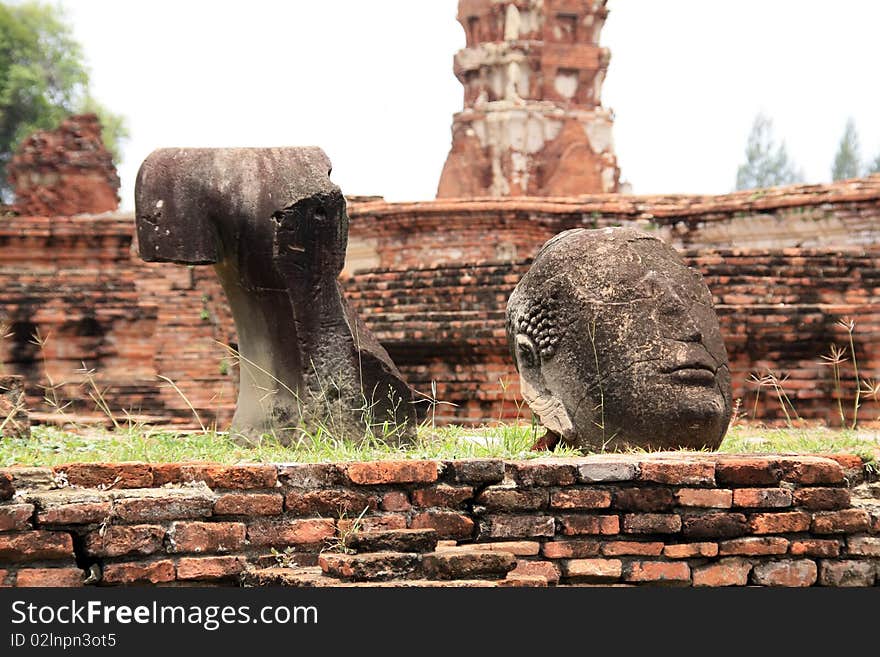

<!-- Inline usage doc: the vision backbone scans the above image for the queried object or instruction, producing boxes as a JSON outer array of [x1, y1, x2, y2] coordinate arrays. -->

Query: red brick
[[506, 460, 577, 487], [176, 556, 248, 581], [682, 512, 748, 539], [102, 560, 175, 585], [624, 561, 691, 584], [733, 488, 792, 508], [482, 514, 554, 538], [719, 536, 789, 556], [337, 515, 407, 533], [181, 465, 277, 489], [37, 502, 112, 525], [847, 536, 880, 556], [15, 568, 83, 587], [818, 560, 875, 587], [57, 462, 152, 489], [749, 511, 811, 534], [674, 488, 732, 508], [715, 458, 782, 486], [0, 569, 7, 586], [476, 487, 547, 510], [790, 539, 840, 557], [562, 558, 623, 581], [779, 457, 844, 485], [285, 489, 377, 516], [85, 525, 165, 557], [663, 542, 719, 559], [751, 560, 817, 587], [214, 493, 283, 516], [0, 531, 73, 561], [622, 513, 681, 534], [151, 463, 185, 486], [612, 488, 674, 512], [550, 489, 612, 510], [345, 461, 439, 485], [412, 512, 475, 539], [113, 494, 213, 522], [411, 485, 474, 508], [247, 518, 336, 547], [559, 514, 619, 536], [602, 541, 664, 556], [169, 521, 245, 554], [380, 491, 411, 512], [638, 460, 715, 486], [0, 504, 33, 531], [473, 541, 541, 556], [541, 539, 600, 559], [0, 473, 12, 500], [811, 509, 871, 534], [509, 560, 560, 584], [820, 454, 864, 471], [693, 558, 751, 587], [792, 488, 851, 510]]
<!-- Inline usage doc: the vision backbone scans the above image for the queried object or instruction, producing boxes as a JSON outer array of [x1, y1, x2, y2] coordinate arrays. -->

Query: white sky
[[58, 0, 880, 209]]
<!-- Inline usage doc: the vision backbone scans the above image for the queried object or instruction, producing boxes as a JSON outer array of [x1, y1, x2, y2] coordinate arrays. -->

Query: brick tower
[[437, 0, 620, 198]]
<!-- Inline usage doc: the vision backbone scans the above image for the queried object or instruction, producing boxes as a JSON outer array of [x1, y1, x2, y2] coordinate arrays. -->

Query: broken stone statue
[[506, 227, 732, 451], [135, 147, 416, 444]]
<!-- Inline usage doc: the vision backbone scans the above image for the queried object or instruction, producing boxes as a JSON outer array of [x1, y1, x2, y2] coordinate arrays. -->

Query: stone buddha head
[[506, 227, 732, 451]]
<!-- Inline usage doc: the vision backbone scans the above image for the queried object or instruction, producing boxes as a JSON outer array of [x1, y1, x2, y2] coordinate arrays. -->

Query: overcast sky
[[59, 0, 880, 209]]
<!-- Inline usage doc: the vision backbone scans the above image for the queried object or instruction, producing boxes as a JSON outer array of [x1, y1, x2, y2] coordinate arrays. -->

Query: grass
[[1, 422, 877, 467]]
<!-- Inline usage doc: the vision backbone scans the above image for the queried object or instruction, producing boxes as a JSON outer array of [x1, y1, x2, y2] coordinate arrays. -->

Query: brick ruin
[[6, 114, 120, 217], [1, 177, 879, 428], [1, 455, 878, 587], [437, 0, 620, 197]]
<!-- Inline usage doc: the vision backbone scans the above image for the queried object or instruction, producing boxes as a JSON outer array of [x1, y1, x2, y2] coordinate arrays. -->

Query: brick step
[[420, 548, 516, 580], [241, 567, 545, 588], [318, 551, 421, 582], [343, 528, 438, 554]]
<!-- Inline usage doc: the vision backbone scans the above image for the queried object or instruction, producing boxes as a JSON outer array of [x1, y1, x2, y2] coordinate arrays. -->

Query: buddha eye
[[515, 334, 540, 370]]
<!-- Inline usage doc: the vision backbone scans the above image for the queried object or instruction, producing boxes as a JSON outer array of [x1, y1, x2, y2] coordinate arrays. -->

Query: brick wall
[[0, 214, 236, 427], [346, 177, 880, 273], [1, 455, 877, 587], [2, 182, 879, 428], [345, 248, 880, 425]]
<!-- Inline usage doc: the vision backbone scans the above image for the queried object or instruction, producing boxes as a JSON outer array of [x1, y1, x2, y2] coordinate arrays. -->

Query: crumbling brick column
[[438, 1, 620, 197], [7, 113, 120, 216]]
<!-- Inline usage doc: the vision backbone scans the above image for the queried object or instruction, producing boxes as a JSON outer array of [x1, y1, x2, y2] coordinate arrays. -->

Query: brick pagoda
[[437, 0, 620, 197]]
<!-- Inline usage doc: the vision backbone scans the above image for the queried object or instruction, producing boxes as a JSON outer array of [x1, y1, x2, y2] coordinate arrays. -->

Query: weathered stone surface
[[817, 560, 875, 587], [0, 504, 33, 532], [693, 558, 751, 587], [343, 529, 438, 554], [751, 560, 817, 587], [421, 549, 516, 580], [561, 558, 623, 582], [0, 375, 29, 439], [135, 147, 416, 443], [85, 525, 166, 557], [319, 551, 420, 582], [444, 459, 505, 484], [506, 228, 731, 451]]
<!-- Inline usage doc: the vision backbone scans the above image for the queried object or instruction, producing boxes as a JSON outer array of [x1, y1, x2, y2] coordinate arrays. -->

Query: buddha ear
[[514, 333, 541, 371]]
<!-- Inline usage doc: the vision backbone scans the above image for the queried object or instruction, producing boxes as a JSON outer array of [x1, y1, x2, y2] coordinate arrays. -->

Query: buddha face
[[507, 227, 732, 451]]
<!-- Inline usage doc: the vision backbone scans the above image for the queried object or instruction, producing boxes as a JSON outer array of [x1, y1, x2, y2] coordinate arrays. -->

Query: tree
[[735, 113, 803, 191], [831, 118, 861, 181], [868, 152, 880, 175], [0, 2, 127, 200]]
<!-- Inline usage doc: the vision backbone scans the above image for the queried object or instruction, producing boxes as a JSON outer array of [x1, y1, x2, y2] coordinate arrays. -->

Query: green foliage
[[735, 113, 803, 191], [0, 1, 127, 199], [831, 118, 862, 181]]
